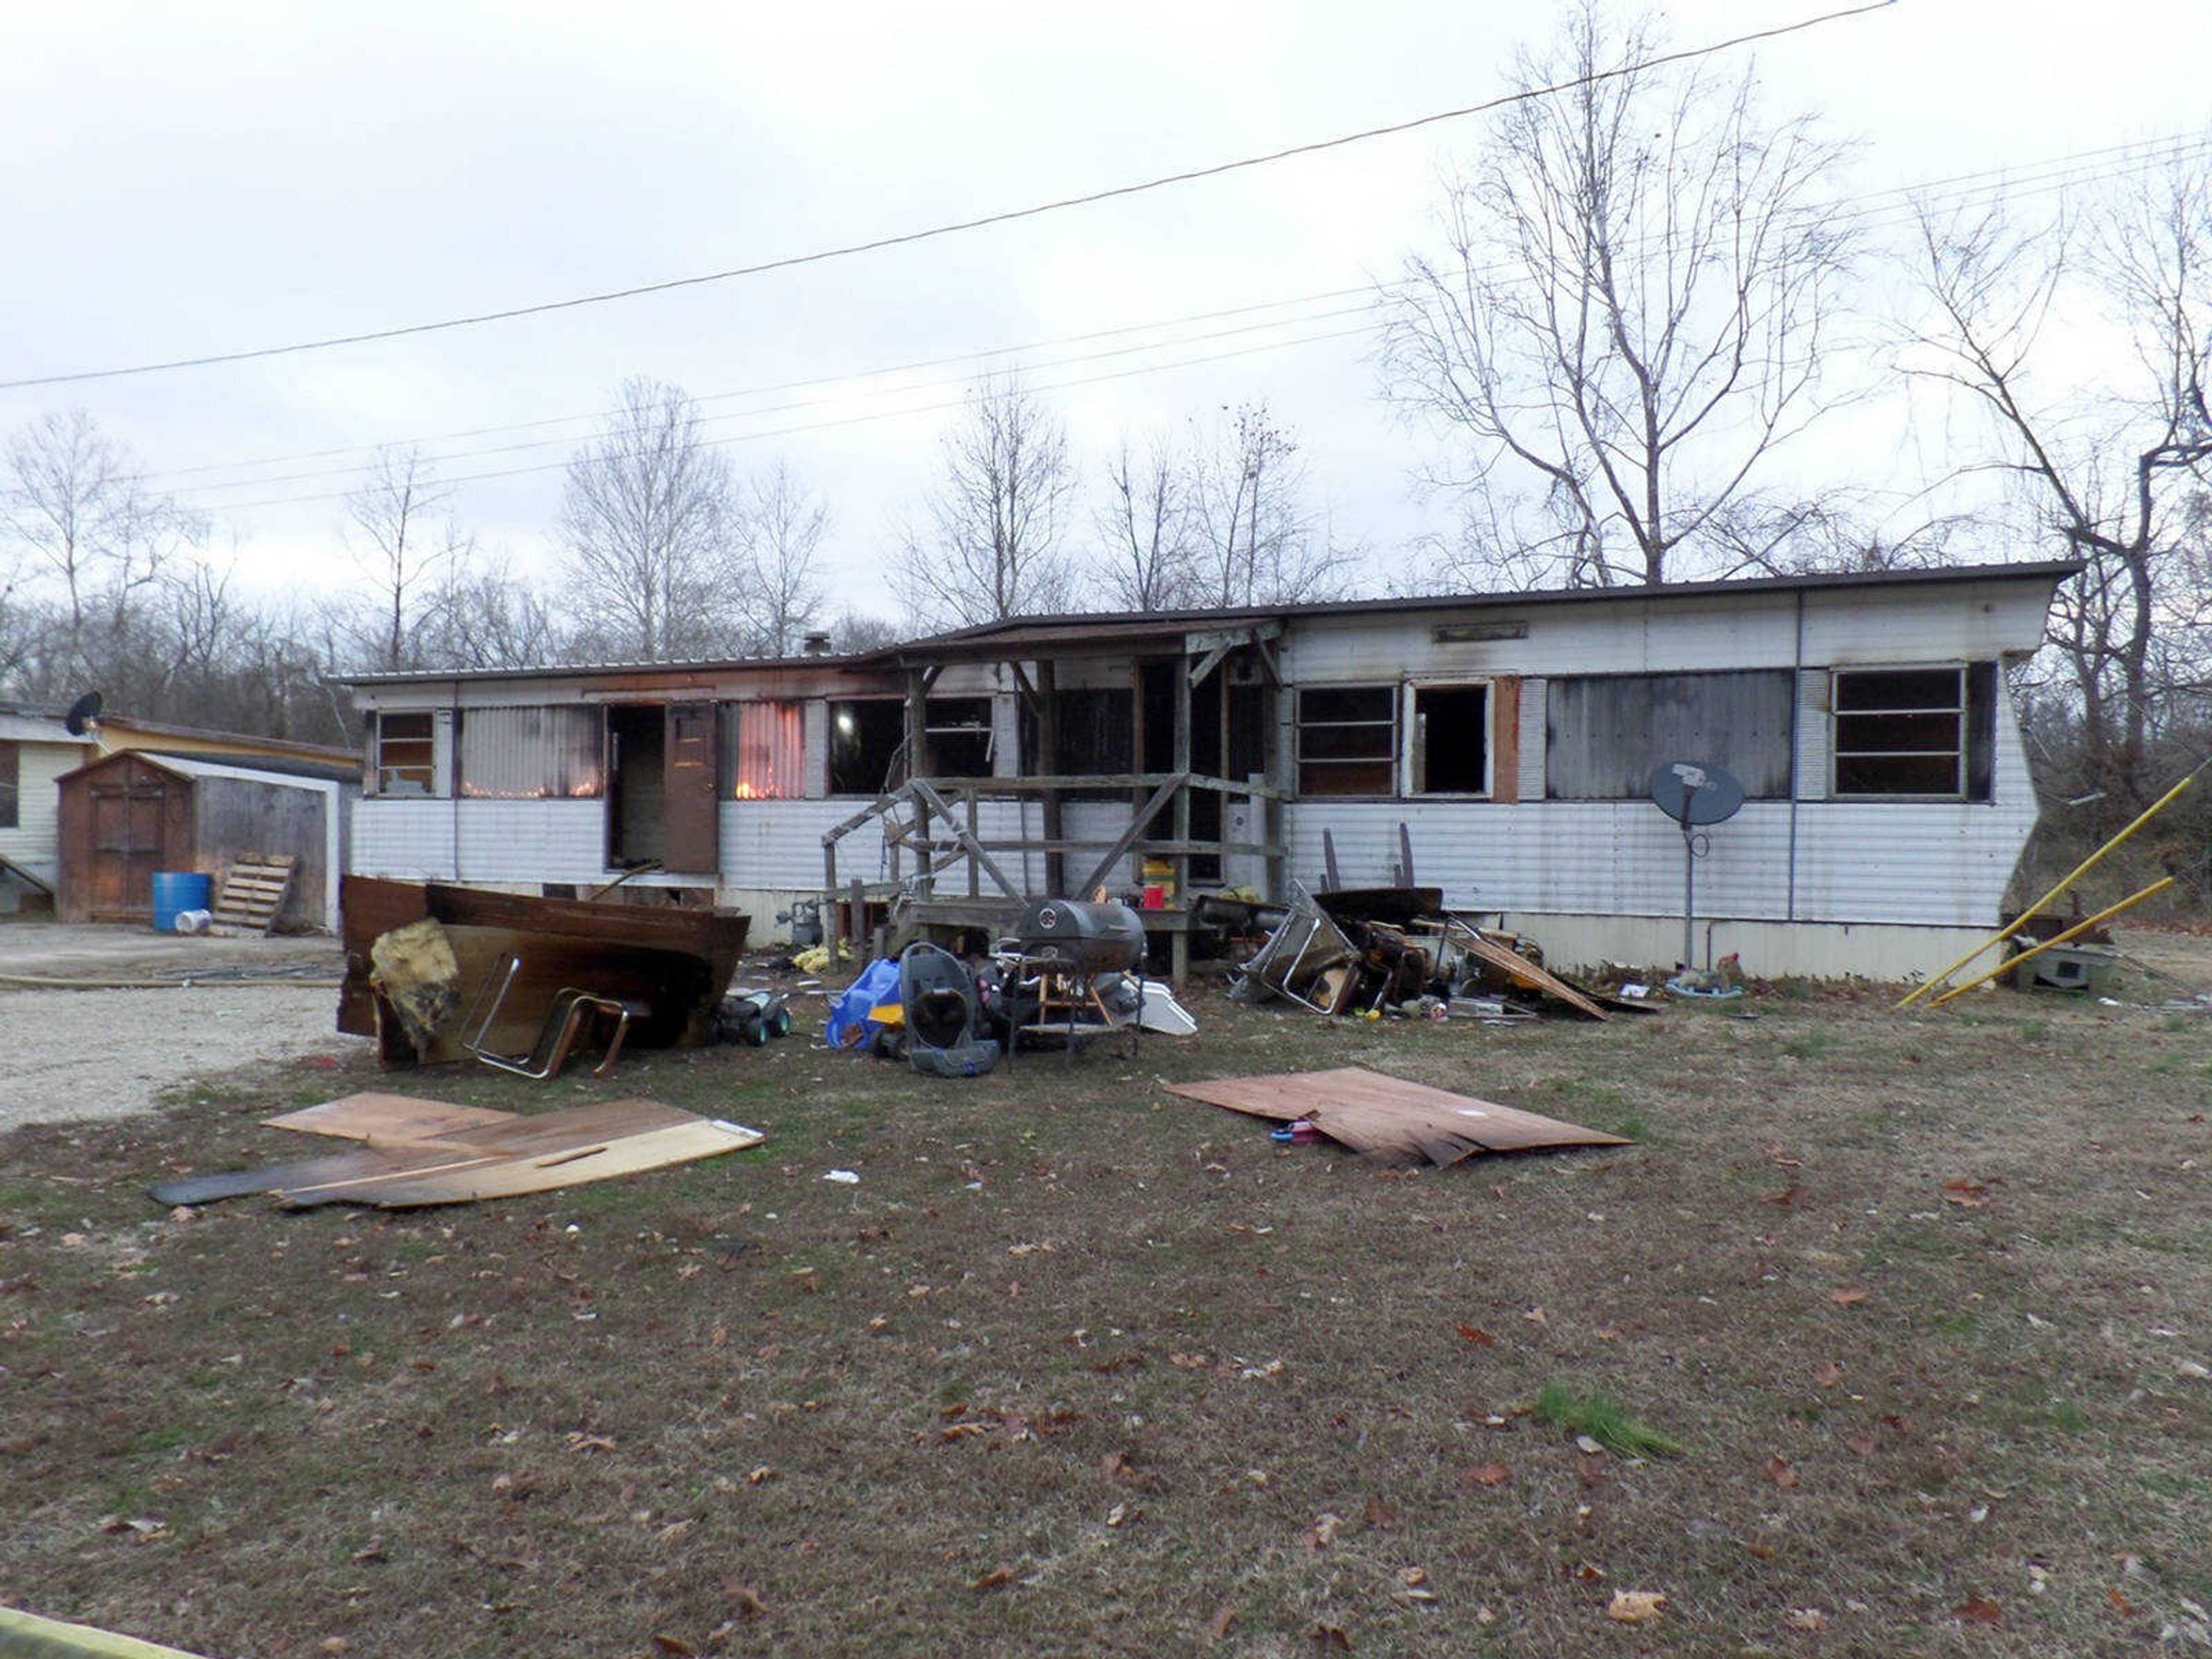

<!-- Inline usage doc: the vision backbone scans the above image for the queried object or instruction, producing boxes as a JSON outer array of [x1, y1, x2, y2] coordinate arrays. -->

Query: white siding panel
[[453, 801, 604, 882], [0, 741, 89, 885], [1800, 582, 2051, 662], [351, 799, 460, 880], [726, 800, 885, 889]]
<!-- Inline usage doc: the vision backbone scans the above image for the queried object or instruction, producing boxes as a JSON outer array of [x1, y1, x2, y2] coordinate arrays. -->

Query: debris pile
[[1232, 888, 1645, 1022]]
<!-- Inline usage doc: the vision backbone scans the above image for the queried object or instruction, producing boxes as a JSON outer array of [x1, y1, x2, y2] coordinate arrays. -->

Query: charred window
[[457, 706, 604, 800], [1546, 671, 1794, 800], [1407, 684, 1489, 796], [374, 711, 436, 796], [828, 699, 905, 796], [1832, 666, 1993, 799], [1050, 689, 1134, 776], [0, 741, 16, 829], [727, 700, 805, 800], [924, 697, 994, 778], [1296, 685, 1395, 796]]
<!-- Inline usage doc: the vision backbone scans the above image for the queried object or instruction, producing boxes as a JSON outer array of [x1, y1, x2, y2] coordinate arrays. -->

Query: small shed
[[55, 751, 354, 929]]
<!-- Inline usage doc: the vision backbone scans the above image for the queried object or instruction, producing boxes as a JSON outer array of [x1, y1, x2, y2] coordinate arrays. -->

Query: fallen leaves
[[1766, 1453, 1799, 1490], [1941, 1177, 1999, 1207], [1785, 1607, 1827, 1631], [1208, 1605, 1237, 1642], [1815, 1360, 1843, 1388], [1953, 1594, 2002, 1626], [1464, 1463, 1512, 1488], [1764, 1183, 1809, 1207], [1456, 1323, 1496, 1346], [1363, 1494, 1395, 1528], [970, 1565, 1014, 1593], [1828, 1285, 1870, 1307], [1606, 1589, 1667, 1623]]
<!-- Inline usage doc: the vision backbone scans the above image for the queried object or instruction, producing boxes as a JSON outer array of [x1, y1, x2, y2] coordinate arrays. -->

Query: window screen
[[1297, 685, 1395, 796], [1408, 684, 1489, 796], [727, 700, 804, 799], [1546, 671, 1795, 800], [375, 712, 436, 796]]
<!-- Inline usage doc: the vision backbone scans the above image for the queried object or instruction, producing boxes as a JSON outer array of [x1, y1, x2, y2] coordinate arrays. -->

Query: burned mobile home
[[340, 561, 2076, 980]]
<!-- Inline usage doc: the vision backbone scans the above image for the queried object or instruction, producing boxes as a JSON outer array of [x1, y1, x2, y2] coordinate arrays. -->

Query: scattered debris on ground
[[1164, 1066, 1631, 1166], [150, 1091, 764, 1209]]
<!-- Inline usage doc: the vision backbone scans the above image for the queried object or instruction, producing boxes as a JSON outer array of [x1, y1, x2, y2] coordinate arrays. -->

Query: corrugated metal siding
[[1283, 684, 2036, 930], [458, 706, 603, 800], [725, 799, 883, 889], [1544, 671, 1794, 799], [352, 799, 459, 879], [455, 801, 606, 881]]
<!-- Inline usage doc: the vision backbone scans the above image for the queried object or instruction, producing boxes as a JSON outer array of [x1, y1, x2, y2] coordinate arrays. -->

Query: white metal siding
[[0, 741, 89, 885]]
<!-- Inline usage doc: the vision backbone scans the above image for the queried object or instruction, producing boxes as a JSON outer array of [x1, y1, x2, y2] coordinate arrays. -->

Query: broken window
[[374, 711, 437, 796], [923, 697, 994, 778], [1546, 672, 1794, 800], [1406, 683, 1489, 796], [1832, 666, 1993, 798], [828, 699, 905, 796], [726, 700, 804, 799], [457, 706, 603, 799], [1296, 686, 1396, 797]]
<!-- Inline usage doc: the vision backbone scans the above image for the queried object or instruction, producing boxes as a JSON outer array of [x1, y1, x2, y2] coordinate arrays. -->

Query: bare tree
[[736, 460, 828, 655], [558, 377, 737, 660], [1381, 1, 1851, 587], [344, 445, 471, 671], [421, 556, 562, 670], [1184, 401, 1350, 606], [828, 608, 907, 653], [1093, 434, 1198, 611], [2, 409, 204, 687], [894, 374, 1077, 628], [1910, 161, 2212, 810]]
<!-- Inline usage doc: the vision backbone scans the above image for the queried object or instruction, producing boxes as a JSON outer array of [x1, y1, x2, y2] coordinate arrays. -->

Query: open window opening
[[1297, 685, 1396, 797], [923, 696, 994, 778], [374, 711, 436, 796], [829, 699, 906, 796], [1832, 665, 1993, 799], [1406, 683, 1490, 796]]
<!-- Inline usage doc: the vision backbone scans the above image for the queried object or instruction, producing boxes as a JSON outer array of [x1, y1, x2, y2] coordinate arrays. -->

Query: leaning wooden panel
[[290, 1117, 766, 1208], [1163, 1067, 1629, 1167]]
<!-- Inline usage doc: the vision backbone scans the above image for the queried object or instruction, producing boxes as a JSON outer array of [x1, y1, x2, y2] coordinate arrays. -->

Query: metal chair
[[459, 956, 646, 1080]]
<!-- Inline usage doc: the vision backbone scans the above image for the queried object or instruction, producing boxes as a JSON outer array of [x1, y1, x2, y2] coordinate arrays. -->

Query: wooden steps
[[207, 853, 296, 936]]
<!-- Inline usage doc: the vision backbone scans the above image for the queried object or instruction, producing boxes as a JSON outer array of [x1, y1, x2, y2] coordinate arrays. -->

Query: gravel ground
[[0, 985, 353, 1131]]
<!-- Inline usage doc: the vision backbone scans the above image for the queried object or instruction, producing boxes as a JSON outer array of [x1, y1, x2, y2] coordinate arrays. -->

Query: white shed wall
[[0, 740, 90, 886]]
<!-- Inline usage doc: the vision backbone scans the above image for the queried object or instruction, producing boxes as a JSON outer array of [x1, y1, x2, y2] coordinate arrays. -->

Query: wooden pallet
[[207, 853, 296, 936]]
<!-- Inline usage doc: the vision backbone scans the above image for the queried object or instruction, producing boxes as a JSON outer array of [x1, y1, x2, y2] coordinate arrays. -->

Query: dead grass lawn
[[2, 949, 2210, 1657]]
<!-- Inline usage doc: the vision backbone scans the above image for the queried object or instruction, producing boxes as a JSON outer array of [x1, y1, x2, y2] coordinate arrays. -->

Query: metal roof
[[339, 559, 2083, 687]]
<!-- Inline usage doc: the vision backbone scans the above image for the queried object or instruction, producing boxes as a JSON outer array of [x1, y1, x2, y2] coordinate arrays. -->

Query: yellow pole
[[1897, 768, 2200, 1007], [1927, 876, 2175, 1007]]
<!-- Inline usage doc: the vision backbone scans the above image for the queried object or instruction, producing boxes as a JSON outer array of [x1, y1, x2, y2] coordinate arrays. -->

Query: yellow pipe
[[1897, 768, 2200, 1007], [1927, 876, 2174, 1007]]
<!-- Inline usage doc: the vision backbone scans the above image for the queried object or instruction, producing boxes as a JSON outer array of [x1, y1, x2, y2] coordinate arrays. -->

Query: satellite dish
[[63, 690, 104, 737], [1650, 759, 1744, 827]]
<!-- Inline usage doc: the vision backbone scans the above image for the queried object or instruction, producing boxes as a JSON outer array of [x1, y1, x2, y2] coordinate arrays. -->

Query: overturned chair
[[899, 942, 1000, 1078], [459, 955, 648, 1080]]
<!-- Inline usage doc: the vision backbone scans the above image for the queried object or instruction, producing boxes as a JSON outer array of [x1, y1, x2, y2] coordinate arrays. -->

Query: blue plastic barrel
[[151, 870, 211, 932]]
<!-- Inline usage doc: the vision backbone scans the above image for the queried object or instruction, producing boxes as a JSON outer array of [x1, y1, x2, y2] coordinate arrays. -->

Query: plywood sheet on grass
[[153, 1095, 764, 1209], [1164, 1066, 1630, 1167]]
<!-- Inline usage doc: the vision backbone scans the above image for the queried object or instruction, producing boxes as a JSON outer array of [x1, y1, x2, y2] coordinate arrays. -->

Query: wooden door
[[89, 777, 174, 919], [662, 702, 719, 874]]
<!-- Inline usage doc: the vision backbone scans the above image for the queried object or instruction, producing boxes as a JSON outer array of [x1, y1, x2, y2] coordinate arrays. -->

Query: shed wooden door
[[88, 775, 176, 919], [662, 702, 719, 873]]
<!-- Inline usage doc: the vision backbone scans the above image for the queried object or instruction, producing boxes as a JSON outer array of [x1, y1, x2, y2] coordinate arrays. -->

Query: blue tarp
[[824, 957, 901, 1051]]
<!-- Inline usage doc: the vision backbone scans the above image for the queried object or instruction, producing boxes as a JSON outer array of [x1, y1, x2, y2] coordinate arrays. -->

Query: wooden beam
[[1036, 658, 1063, 895], [1075, 771, 1187, 897], [911, 777, 1026, 901], [1186, 638, 1235, 687]]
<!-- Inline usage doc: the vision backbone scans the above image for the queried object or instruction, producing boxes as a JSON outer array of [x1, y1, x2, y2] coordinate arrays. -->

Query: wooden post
[[965, 784, 979, 899], [906, 669, 931, 900], [1128, 658, 1147, 895], [850, 876, 869, 963], [1036, 658, 1064, 896], [1172, 658, 1192, 989], [824, 838, 840, 959], [1261, 676, 1285, 903]]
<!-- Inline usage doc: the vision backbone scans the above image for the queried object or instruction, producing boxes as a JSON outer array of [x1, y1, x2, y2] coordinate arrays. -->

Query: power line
[[193, 321, 1387, 513], [158, 126, 2209, 503], [1, 0, 1899, 392]]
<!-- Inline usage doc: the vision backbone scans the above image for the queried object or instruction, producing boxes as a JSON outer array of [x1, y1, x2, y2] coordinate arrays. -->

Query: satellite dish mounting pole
[[1681, 818, 1696, 971]]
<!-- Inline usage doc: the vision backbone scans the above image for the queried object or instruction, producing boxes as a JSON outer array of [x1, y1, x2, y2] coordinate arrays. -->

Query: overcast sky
[[4, 0, 2208, 622]]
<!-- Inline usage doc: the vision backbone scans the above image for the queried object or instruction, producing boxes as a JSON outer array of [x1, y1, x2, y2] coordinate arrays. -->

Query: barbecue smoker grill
[[1012, 898, 1146, 974]]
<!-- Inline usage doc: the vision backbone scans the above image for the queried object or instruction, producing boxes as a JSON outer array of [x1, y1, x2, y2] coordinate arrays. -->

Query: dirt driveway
[[0, 920, 354, 1131]]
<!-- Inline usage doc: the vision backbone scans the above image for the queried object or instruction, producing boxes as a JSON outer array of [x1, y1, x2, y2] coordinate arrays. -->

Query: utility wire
[[163, 125, 2206, 504], [1, 0, 1898, 392]]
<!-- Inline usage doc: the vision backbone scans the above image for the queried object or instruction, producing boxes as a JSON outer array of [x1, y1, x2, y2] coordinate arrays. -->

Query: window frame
[[373, 710, 438, 797], [1830, 664, 1971, 801], [827, 696, 908, 797], [1401, 678, 1494, 800], [1293, 683, 1399, 798]]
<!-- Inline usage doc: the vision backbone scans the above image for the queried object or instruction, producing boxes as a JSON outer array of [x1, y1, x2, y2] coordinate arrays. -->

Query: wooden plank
[[1445, 921, 1611, 1021], [262, 1093, 518, 1145], [297, 1118, 764, 1208], [1163, 1067, 1630, 1167]]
